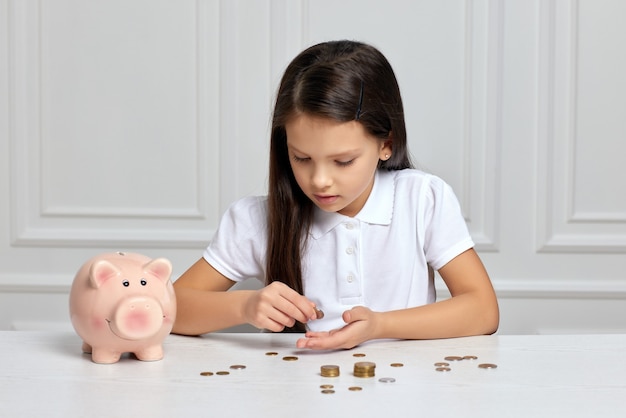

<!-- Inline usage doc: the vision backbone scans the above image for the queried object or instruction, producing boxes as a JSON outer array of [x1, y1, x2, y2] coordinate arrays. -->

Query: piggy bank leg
[[91, 348, 123, 364], [81, 341, 92, 354], [134, 345, 164, 362]]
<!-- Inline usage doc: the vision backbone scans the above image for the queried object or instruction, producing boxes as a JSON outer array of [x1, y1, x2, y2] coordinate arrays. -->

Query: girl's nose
[[311, 165, 332, 189]]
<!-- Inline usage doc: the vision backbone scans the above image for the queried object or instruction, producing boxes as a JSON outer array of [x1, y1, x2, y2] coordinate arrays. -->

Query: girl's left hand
[[295, 306, 379, 350]]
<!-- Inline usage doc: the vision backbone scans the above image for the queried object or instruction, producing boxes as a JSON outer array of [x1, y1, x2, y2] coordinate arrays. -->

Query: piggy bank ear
[[143, 258, 172, 282], [89, 260, 121, 288]]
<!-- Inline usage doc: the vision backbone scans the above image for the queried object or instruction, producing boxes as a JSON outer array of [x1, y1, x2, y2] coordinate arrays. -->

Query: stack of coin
[[353, 361, 376, 378], [320, 365, 340, 377]]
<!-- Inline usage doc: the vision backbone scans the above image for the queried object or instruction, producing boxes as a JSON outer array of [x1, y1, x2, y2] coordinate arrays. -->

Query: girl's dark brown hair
[[266, 40, 413, 332]]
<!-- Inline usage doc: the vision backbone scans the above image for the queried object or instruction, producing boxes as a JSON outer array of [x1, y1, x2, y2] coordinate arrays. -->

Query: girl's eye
[[292, 155, 309, 163], [336, 159, 355, 167]]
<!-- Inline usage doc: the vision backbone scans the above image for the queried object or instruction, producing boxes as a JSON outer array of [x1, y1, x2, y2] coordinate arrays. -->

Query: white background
[[1, 0, 624, 334]]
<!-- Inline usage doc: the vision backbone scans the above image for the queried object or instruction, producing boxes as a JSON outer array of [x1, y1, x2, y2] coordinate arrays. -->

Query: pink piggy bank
[[69, 252, 177, 364]]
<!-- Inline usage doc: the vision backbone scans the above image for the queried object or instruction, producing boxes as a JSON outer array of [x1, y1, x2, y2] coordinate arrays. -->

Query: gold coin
[[352, 353, 366, 357], [390, 363, 404, 367], [436, 367, 451, 372], [321, 389, 335, 394], [314, 308, 324, 319], [199, 371, 214, 376], [478, 363, 498, 369], [348, 386, 363, 391], [444, 356, 463, 361], [463, 355, 478, 360], [320, 384, 334, 389], [320, 365, 340, 377], [282, 356, 299, 361], [354, 361, 376, 378], [354, 361, 376, 368], [378, 377, 396, 383], [265, 351, 279, 356], [216, 371, 230, 375], [230, 364, 246, 370], [434, 362, 450, 367]]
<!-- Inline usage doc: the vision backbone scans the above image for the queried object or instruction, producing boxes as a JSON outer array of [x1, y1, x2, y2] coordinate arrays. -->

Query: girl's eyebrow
[[327, 150, 360, 159], [287, 144, 361, 158]]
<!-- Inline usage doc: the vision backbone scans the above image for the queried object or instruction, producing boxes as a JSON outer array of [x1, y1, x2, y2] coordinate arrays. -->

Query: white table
[[1, 331, 625, 417]]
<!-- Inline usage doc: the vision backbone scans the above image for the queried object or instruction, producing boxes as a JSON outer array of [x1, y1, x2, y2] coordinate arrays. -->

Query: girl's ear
[[380, 136, 393, 160]]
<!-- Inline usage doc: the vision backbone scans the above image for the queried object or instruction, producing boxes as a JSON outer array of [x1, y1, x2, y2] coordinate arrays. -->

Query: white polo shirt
[[203, 169, 474, 331]]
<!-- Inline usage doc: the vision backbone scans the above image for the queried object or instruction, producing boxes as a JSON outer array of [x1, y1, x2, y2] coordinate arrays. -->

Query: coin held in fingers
[[314, 307, 324, 319]]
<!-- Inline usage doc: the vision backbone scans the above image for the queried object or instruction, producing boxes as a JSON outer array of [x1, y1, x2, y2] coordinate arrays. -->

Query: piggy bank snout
[[109, 296, 165, 341]]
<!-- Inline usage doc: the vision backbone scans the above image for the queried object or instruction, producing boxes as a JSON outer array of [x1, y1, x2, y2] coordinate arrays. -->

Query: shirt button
[[345, 223, 354, 230], [347, 275, 354, 283], [346, 247, 354, 255]]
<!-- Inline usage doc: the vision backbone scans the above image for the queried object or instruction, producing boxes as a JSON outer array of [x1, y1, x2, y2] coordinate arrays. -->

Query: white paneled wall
[[0, 0, 624, 333]]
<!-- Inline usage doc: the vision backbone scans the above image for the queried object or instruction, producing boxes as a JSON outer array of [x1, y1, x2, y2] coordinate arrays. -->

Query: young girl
[[172, 40, 499, 350]]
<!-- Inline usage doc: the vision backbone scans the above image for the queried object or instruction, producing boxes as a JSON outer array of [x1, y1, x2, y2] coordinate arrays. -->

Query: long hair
[[266, 40, 413, 331]]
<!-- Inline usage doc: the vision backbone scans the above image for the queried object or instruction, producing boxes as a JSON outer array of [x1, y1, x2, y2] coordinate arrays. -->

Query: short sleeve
[[203, 196, 268, 282], [422, 177, 474, 271]]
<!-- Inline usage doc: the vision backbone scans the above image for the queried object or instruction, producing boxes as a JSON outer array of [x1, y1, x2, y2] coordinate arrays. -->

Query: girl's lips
[[314, 194, 339, 205]]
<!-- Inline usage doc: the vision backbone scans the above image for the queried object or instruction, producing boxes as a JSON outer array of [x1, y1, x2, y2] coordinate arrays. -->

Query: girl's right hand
[[242, 281, 317, 332]]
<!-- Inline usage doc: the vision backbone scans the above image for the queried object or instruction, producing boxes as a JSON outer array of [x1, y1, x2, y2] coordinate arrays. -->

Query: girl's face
[[285, 114, 391, 217]]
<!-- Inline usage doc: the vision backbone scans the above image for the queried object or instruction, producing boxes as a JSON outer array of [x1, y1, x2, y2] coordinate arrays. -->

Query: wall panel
[[537, 0, 626, 253], [9, 0, 219, 249]]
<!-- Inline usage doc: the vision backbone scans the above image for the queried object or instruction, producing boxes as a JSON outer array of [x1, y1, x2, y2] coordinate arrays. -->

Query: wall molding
[[536, 0, 626, 253], [8, 0, 218, 249], [438, 277, 626, 299], [461, 0, 504, 252], [0, 274, 71, 293]]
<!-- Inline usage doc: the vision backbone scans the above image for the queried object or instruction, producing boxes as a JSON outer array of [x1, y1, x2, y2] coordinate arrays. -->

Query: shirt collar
[[310, 170, 395, 239]]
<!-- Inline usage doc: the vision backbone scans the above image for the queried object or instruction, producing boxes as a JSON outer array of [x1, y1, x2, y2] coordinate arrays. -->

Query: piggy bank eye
[[122, 280, 130, 287], [140, 279, 147, 286]]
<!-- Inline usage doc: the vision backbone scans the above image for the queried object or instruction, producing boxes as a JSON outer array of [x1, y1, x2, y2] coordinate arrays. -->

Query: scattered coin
[[320, 365, 340, 377], [434, 362, 450, 367], [321, 389, 335, 394], [390, 363, 404, 367], [436, 367, 452, 372], [463, 355, 478, 360], [444, 356, 464, 361], [282, 356, 299, 361], [378, 377, 396, 383], [230, 364, 246, 370], [199, 371, 214, 376], [320, 384, 334, 389], [478, 363, 498, 369], [216, 371, 230, 375], [348, 386, 363, 391], [352, 353, 366, 357], [265, 352, 278, 356]]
